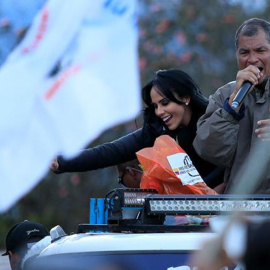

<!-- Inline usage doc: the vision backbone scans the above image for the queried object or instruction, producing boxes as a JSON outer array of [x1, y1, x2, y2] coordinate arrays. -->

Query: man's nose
[[247, 52, 259, 64]]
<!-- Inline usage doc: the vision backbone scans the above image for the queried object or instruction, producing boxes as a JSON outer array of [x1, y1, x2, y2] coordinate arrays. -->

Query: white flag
[[0, 0, 140, 212]]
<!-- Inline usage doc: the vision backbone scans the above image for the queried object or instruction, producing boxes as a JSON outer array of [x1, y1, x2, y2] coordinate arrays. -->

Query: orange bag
[[136, 135, 216, 195]]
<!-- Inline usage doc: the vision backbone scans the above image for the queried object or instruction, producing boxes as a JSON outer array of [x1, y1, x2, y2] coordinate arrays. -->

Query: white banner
[[0, 0, 140, 212]]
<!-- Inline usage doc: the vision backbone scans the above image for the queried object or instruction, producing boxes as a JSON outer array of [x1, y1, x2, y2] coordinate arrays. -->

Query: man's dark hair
[[235, 18, 270, 49]]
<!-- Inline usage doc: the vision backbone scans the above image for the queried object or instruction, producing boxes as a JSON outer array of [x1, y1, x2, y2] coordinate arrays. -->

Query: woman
[[51, 69, 222, 188]]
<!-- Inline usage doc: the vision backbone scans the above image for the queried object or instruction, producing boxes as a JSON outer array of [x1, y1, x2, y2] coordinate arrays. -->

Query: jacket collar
[[253, 78, 270, 103]]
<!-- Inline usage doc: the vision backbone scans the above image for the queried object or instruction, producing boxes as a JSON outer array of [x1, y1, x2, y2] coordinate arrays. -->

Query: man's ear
[[9, 250, 21, 269], [8, 250, 13, 259], [126, 167, 134, 176]]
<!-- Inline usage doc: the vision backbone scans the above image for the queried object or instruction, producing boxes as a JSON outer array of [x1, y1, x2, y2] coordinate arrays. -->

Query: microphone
[[231, 81, 252, 110]]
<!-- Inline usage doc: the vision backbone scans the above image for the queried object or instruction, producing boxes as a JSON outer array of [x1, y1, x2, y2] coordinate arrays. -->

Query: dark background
[[1, 0, 270, 248]]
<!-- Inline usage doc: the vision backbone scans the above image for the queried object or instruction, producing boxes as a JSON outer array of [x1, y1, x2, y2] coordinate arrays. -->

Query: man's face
[[122, 167, 141, 188], [236, 29, 270, 84]]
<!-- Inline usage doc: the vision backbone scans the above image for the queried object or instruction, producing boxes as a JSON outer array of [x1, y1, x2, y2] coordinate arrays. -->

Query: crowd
[[3, 17, 270, 270]]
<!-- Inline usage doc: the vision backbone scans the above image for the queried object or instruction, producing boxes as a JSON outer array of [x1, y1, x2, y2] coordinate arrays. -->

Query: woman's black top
[[56, 111, 223, 188]]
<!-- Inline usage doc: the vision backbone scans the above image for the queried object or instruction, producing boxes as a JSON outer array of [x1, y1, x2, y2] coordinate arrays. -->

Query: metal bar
[[77, 223, 208, 234]]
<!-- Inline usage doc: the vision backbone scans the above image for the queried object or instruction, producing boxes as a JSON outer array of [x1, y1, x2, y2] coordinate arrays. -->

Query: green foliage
[[139, 0, 270, 95]]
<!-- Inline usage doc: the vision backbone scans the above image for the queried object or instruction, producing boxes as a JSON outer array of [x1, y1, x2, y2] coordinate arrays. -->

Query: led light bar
[[106, 188, 157, 224], [124, 190, 157, 206], [145, 194, 270, 215], [107, 188, 157, 207]]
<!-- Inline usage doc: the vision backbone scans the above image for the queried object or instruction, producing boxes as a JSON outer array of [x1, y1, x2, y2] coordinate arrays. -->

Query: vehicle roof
[[40, 232, 215, 256]]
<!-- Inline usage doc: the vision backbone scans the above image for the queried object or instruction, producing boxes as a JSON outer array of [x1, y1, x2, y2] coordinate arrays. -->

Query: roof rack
[[80, 188, 270, 234], [77, 223, 208, 234]]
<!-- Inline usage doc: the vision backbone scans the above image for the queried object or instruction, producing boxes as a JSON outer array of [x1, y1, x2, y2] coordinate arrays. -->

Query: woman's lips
[[163, 115, 172, 124]]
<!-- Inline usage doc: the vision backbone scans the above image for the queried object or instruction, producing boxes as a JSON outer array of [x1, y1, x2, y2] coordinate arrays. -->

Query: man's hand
[[192, 237, 232, 270], [50, 158, 59, 172], [255, 118, 270, 141], [229, 65, 261, 110]]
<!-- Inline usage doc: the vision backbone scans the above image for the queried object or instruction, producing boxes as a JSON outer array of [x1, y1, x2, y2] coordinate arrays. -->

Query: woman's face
[[150, 86, 191, 130]]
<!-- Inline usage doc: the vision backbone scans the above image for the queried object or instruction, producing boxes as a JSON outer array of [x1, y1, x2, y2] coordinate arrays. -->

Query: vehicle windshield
[[24, 251, 239, 270], [25, 252, 192, 270]]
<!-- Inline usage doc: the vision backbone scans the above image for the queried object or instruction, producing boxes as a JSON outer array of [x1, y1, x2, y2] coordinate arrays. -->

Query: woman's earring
[[185, 102, 189, 105]]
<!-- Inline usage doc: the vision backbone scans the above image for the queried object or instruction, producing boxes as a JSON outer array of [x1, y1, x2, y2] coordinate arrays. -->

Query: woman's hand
[[50, 158, 59, 172]]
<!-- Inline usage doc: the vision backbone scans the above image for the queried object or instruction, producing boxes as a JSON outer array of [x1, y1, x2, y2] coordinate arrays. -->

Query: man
[[116, 159, 142, 188], [2, 220, 49, 270], [193, 18, 270, 194], [193, 217, 270, 270]]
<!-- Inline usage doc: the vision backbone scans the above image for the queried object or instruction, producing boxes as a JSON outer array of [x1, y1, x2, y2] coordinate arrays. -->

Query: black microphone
[[231, 81, 252, 110]]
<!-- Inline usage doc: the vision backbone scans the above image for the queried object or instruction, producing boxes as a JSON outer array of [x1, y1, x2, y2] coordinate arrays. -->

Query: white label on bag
[[167, 153, 203, 185]]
